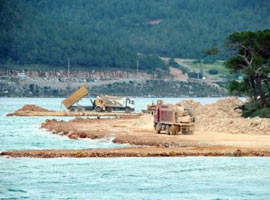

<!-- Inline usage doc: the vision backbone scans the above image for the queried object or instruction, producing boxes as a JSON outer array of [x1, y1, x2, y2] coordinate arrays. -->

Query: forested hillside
[[1, 0, 270, 71]]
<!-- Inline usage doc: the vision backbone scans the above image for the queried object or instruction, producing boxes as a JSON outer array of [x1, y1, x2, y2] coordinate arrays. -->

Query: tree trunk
[[249, 77, 257, 101], [255, 76, 266, 108], [264, 80, 270, 97]]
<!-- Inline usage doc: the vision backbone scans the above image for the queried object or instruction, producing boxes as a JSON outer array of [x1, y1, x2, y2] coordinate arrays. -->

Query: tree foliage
[[1, 0, 270, 70], [225, 30, 270, 109]]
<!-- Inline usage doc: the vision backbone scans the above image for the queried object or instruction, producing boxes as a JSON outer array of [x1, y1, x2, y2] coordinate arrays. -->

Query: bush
[[208, 69, 218, 75], [239, 98, 270, 118]]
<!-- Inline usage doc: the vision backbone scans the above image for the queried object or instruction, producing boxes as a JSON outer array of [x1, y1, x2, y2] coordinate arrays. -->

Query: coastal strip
[[6, 104, 140, 118], [1, 147, 270, 158]]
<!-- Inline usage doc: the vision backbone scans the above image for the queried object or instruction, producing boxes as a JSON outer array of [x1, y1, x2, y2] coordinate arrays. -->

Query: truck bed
[[62, 85, 88, 109]]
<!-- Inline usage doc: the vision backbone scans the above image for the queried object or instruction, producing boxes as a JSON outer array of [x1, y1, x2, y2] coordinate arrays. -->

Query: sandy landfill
[[2, 97, 270, 158]]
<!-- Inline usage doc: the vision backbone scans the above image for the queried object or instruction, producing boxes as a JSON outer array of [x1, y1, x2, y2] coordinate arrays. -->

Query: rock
[[234, 149, 242, 157], [69, 134, 79, 140], [79, 132, 87, 138]]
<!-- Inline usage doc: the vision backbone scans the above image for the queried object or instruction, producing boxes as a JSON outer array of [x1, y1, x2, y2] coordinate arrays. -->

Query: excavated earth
[[2, 97, 270, 158], [6, 104, 140, 118]]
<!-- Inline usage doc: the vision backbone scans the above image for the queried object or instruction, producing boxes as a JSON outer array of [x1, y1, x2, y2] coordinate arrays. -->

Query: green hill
[[1, 0, 270, 71]]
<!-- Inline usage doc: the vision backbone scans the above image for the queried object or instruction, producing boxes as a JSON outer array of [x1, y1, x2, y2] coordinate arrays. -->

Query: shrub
[[239, 98, 270, 118], [208, 69, 218, 75]]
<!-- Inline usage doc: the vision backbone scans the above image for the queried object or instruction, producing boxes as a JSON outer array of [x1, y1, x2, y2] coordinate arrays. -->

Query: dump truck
[[94, 95, 135, 113], [62, 84, 135, 113], [154, 104, 195, 135]]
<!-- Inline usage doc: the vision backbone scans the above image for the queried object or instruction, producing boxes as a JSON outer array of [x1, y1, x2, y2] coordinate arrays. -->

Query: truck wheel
[[76, 107, 85, 112], [165, 125, 170, 135], [170, 125, 178, 135], [106, 107, 113, 112], [69, 107, 76, 112], [95, 106, 102, 112], [178, 126, 182, 134], [155, 123, 162, 134], [182, 127, 188, 134], [188, 125, 195, 134], [125, 107, 131, 113]]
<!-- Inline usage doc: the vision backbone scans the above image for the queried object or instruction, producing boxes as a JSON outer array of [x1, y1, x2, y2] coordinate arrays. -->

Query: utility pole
[[67, 57, 70, 88], [198, 60, 202, 80], [136, 59, 139, 79]]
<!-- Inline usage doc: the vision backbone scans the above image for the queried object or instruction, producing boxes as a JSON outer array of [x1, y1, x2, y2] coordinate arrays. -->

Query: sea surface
[[0, 97, 269, 200]]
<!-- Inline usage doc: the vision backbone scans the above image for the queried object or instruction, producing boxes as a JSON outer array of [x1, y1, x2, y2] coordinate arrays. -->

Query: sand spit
[[2, 97, 270, 158], [2, 147, 270, 158], [39, 114, 270, 149], [6, 104, 140, 118]]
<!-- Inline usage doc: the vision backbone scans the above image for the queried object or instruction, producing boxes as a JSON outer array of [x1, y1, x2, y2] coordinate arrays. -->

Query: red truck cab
[[154, 104, 194, 135]]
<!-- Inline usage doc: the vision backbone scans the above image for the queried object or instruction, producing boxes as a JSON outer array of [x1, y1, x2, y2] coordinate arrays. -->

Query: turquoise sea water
[[0, 97, 223, 151], [1, 97, 269, 200]]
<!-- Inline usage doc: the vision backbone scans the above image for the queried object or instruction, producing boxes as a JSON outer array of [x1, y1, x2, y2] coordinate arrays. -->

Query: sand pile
[[178, 99, 202, 110], [132, 114, 154, 130], [7, 104, 52, 116], [179, 97, 270, 135], [17, 104, 51, 112]]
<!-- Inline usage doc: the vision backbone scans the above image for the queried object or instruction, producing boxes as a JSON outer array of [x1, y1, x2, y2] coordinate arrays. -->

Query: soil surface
[[6, 105, 140, 118], [39, 114, 270, 149]]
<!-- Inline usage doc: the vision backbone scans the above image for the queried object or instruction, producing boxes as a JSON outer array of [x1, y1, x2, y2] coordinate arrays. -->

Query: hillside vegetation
[[1, 0, 270, 71]]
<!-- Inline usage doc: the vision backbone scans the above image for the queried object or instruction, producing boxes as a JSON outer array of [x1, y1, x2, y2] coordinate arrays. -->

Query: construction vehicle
[[62, 84, 92, 112], [94, 95, 135, 113], [154, 104, 195, 135], [62, 84, 135, 113], [142, 99, 163, 115]]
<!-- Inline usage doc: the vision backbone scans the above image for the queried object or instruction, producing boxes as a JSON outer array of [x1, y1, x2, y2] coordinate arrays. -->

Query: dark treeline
[[1, 0, 270, 70]]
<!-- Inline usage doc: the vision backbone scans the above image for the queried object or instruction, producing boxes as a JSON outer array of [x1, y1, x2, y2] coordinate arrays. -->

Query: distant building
[[147, 19, 162, 25], [17, 72, 27, 78]]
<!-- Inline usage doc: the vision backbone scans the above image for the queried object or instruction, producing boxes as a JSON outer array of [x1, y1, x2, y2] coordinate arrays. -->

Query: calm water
[[0, 97, 269, 200]]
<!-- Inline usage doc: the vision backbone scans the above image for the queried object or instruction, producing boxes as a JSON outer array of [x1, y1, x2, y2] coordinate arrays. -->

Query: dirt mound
[[195, 97, 270, 135], [196, 97, 243, 119], [132, 114, 153, 130], [17, 104, 51, 112], [178, 99, 202, 117], [177, 97, 270, 135], [7, 104, 52, 116], [178, 99, 202, 109]]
